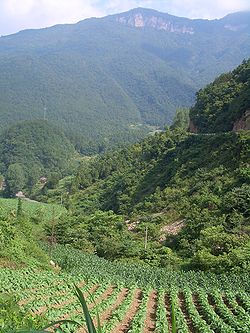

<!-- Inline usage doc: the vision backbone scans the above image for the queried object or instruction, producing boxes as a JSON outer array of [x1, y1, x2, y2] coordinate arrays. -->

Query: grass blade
[[74, 284, 97, 333], [86, 290, 102, 333]]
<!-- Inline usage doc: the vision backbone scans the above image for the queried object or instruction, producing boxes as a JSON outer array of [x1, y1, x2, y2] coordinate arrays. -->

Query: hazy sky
[[1, 0, 250, 36]]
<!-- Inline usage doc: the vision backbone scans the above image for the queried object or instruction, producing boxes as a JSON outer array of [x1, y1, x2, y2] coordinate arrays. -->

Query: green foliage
[[0, 198, 65, 222], [16, 286, 100, 333], [0, 120, 76, 196], [1, 250, 250, 332], [171, 108, 190, 130], [190, 59, 250, 132], [0, 294, 47, 332], [58, 127, 250, 272], [0, 10, 250, 150], [0, 199, 65, 267], [47, 244, 250, 292], [44, 210, 178, 267], [16, 198, 23, 218], [74, 285, 101, 333], [5, 163, 26, 197], [0, 213, 49, 267]]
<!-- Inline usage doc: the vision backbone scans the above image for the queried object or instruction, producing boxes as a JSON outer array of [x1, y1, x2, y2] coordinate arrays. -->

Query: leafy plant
[[16, 285, 101, 333]]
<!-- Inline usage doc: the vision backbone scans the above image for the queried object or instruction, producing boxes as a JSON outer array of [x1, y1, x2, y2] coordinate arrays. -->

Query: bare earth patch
[[144, 290, 157, 332], [112, 289, 143, 333]]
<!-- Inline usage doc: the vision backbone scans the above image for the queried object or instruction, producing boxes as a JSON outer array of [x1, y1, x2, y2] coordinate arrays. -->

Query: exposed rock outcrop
[[116, 13, 194, 34], [233, 110, 250, 131], [224, 24, 248, 32], [188, 120, 198, 133]]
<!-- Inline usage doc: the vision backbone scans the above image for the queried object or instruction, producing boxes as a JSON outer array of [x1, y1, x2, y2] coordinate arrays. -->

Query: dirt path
[[33, 284, 98, 316], [235, 295, 249, 313], [192, 294, 203, 315], [94, 288, 129, 326], [77, 285, 115, 333], [112, 289, 143, 333], [143, 290, 157, 333], [178, 292, 195, 333], [192, 293, 211, 327], [222, 296, 235, 314], [23, 197, 40, 203], [164, 293, 172, 332], [89, 285, 114, 310]]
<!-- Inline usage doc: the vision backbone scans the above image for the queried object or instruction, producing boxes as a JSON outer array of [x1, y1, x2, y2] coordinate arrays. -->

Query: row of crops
[[1, 265, 250, 332], [49, 244, 250, 293], [0, 198, 65, 221]]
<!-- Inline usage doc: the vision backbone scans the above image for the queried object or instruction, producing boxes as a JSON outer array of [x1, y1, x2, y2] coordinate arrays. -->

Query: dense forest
[[45, 128, 248, 272], [0, 120, 76, 196], [0, 8, 250, 152], [30, 60, 249, 273], [1, 60, 249, 273], [0, 5, 250, 332], [190, 59, 250, 132]]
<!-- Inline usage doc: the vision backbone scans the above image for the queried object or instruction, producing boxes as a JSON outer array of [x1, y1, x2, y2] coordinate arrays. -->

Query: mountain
[[0, 8, 250, 149], [115, 8, 250, 33], [189, 58, 250, 132], [0, 120, 76, 196], [52, 129, 250, 272], [38, 60, 250, 271]]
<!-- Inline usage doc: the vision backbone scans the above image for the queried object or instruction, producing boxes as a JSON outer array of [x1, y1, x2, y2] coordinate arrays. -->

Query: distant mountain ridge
[[113, 8, 250, 33], [0, 8, 250, 151], [114, 8, 195, 34]]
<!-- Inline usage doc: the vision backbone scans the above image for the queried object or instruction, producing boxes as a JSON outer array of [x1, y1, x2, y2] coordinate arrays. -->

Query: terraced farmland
[[1, 268, 250, 332], [0, 198, 66, 221]]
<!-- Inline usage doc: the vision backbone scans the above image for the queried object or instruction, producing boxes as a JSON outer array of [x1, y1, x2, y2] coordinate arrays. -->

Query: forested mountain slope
[[49, 128, 249, 272], [0, 8, 250, 150], [37, 60, 250, 272], [0, 120, 76, 196], [190, 58, 250, 132]]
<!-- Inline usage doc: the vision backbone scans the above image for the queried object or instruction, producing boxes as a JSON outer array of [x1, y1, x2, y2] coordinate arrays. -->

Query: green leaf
[[42, 319, 80, 330], [74, 284, 97, 333], [171, 301, 177, 333], [16, 320, 81, 333], [16, 331, 48, 333]]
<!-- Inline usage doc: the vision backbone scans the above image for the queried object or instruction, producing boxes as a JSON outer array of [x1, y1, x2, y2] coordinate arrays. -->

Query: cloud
[[0, 0, 249, 36], [0, 0, 104, 35]]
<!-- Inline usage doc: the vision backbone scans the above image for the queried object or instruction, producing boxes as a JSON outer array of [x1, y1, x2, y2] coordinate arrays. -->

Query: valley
[[0, 6, 249, 333], [0, 8, 250, 152]]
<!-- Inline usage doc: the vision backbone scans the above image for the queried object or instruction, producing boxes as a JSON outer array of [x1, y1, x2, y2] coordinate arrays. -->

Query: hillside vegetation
[[57, 128, 249, 272], [1, 255, 249, 333], [35, 61, 250, 273], [0, 53, 250, 333], [0, 9, 250, 151], [0, 120, 76, 196], [190, 58, 250, 132]]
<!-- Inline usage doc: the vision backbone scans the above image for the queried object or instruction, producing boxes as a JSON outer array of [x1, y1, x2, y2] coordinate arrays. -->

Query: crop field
[[1, 266, 250, 333], [0, 198, 65, 221]]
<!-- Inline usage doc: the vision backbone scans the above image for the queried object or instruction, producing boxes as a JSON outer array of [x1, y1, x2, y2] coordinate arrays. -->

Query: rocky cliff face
[[188, 120, 198, 133], [224, 24, 249, 32], [116, 12, 194, 34], [233, 110, 250, 131], [114, 9, 250, 35]]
